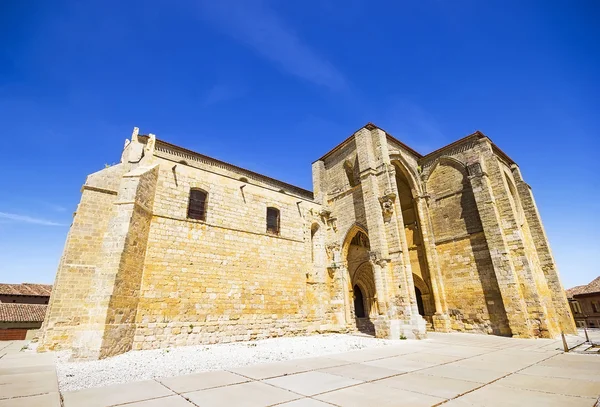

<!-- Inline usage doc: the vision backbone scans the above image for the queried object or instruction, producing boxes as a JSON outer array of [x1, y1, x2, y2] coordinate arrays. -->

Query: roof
[[314, 123, 516, 166], [566, 276, 600, 298], [0, 304, 47, 323], [0, 283, 52, 297], [315, 122, 423, 163], [154, 139, 315, 201]]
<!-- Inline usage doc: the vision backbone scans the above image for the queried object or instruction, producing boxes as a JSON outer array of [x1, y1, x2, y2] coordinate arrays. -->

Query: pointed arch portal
[[342, 226, 377, 335]]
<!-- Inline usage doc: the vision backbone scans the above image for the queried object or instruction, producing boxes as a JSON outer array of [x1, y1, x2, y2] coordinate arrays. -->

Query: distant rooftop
[[0, 283, 52, 297], [0, 303, 47, 323], [566, 276, 600, 298]]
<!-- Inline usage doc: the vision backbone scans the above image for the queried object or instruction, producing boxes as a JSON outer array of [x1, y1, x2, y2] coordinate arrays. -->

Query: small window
[[593, 302, 599, 313], [266, 207, 280, 235], [187, 189, 207, 221]]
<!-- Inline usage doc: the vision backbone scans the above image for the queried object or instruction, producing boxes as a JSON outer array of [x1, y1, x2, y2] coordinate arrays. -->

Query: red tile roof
[[0, 283, 52, 297], [566, 276, 600, 298], [0, 303, 47, 322]]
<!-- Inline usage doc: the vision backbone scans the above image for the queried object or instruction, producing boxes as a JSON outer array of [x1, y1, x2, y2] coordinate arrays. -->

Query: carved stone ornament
[[325, 243, 341, 261], [467, 162, 484, 177], [326, 216, 338, 232], [368, 250, 389, 268], [378, 193, 396, 222]]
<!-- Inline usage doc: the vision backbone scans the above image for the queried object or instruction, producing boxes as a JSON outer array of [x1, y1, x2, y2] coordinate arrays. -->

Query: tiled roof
[[566, 276, 600, 298], [0, 303, 47, 322], [0, 283, 52, 297]]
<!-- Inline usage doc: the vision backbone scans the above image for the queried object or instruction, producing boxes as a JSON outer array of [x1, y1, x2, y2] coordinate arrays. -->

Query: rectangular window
[[187, 189, 207, 221], [266, 207, 280, 235], [592, 302, 599, 313]]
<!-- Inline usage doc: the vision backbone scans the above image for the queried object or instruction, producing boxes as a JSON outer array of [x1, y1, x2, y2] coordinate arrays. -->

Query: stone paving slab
[[444, 383, 594, 407], [62, 379, 174, 407], [278, 399, 335, 406], [157, 370, 249, 393], [230, 361, 311, 380], [0, 344, 61, 407], [540, 355, 600, 371], [264, 371, 362, 396], [315, 382, 446, 407], [0, 371, 57, 399], [363, 355, 436, 372], [416, 364, 508, 383], [122, 395, 195, 406], [319, 362, 400, 381], [496, 373, 600, 399], [183, 381, 301, 407], [518, 364, 600, 382], [400, 351, 464, 364], [291, 356, 351, 370], [377, 372, 482, 399], [0, 392, 61, 407]]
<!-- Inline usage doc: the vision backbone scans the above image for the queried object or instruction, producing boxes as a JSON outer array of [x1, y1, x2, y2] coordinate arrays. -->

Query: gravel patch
[[56, 334, 393, 391]]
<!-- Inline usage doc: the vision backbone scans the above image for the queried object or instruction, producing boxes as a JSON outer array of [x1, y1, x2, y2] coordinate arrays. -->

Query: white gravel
[[56, 334, 393, 391]]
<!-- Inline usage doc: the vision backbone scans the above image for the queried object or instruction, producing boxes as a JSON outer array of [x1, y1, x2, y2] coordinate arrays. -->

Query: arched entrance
[[353, 285, 366, 318], [415, 287, 425, 316], [343, 227, 377, 335], [393, 162, 437, 327]]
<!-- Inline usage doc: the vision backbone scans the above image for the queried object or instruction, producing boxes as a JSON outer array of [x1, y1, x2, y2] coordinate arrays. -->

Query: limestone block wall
[[424, 157, 508, 335], [38, 164, 125, 351], [131, 157, 329, 350]]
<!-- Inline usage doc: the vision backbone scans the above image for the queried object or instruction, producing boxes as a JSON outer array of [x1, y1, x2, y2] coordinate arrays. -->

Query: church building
[[38, 123, 576, 360]]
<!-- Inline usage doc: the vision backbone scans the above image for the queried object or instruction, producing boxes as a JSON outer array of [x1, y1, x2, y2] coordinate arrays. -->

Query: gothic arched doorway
[[393, 162, 437, 326], [343, 227, 377, 335], [353, 285, 366, 318], [415, 287, 425, 316]]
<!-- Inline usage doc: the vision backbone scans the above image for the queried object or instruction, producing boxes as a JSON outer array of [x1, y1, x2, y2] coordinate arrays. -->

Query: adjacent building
[[38, 123, 576, 360], [567, 277, 600, 328], [0, 283, 52, 340]]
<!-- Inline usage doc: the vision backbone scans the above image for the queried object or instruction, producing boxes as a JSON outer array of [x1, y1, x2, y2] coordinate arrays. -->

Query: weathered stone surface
[[39, 123, 575, 359]]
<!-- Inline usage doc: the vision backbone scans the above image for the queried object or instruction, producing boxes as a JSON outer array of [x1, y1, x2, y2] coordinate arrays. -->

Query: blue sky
[[0, 1, 598, 289]]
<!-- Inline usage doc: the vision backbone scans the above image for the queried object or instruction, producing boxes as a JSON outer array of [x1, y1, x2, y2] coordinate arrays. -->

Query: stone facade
[[38, 123, 576, 359]]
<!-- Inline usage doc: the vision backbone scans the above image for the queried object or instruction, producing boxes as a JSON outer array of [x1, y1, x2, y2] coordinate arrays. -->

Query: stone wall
[[131, 157, 328, 350], [425, 159, 508, 334], [38, 164, 124, 352]]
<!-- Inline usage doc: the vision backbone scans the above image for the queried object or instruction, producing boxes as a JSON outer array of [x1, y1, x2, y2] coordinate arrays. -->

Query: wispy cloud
[[0, 212, 66, 226], [198, 0, 346, 90]]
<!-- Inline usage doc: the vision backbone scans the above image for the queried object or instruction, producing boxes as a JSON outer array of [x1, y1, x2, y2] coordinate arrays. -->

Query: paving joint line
[[265, 344, 511, 402], [432, 349, 565, 406]]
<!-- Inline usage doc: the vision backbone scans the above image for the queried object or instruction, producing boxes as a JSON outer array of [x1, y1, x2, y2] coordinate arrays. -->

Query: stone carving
[[378, 193, 396, 222], [368, 250, 388, 268], [325, 243, 340, 261], [467, 162, 484, 177], [326, 216, 338, 232]]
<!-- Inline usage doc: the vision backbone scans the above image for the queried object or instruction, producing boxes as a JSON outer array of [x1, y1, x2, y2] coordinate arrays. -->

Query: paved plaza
[[2, 332, 599, 406]]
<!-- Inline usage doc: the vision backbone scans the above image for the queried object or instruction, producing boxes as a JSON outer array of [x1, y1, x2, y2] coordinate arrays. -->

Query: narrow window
[[266, 207, 280, 235], [187, 189, 207, 221], [344, 160, 357, 187], [593, 302, 599, 313]]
